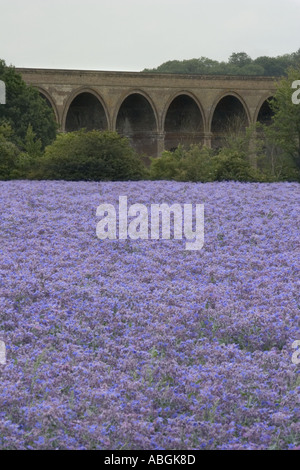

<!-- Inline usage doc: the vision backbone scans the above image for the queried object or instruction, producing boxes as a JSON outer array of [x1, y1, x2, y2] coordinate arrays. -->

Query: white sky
[[0, 0, 300, 71]]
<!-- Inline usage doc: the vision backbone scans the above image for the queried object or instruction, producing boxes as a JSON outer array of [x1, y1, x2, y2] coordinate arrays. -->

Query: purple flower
[[0, 180, 299, 450]]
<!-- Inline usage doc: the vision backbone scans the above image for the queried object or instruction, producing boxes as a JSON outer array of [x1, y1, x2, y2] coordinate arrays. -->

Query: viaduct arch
[[163, 92, 205, 150], [18, 68, 277, 157], [115, 91, 158, 157], [63, 88, 109, 132], [210, 92, 250, 149]]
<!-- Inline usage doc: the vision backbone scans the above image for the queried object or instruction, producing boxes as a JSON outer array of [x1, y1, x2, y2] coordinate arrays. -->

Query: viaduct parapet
[[17, 67, 277, 157]]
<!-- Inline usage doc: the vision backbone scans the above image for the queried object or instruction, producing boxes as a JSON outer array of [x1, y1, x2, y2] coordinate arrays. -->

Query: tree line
[[143, 50, 300, 76]]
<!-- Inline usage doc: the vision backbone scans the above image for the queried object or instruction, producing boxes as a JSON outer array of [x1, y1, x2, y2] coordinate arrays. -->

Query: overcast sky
[[1, 0, 300, 71]]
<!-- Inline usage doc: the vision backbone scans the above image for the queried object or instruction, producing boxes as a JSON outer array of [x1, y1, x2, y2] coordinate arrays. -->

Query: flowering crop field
[[0, 180, 299, 450]]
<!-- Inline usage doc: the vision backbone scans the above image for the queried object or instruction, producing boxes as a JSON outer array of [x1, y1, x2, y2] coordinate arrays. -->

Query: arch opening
[[257, 97, 274, 126], [211, 95, 248, 149], [65, 92, 108, 132], [116, 93, 157, 156], [164, 95, 204, 151]]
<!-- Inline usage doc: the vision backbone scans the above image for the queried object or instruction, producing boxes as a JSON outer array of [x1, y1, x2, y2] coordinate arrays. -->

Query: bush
[[182, 145, 215, 181], [150, 144, 215, 181], [150, 146, 185, 180], [256, 124, 300, 182], [150, 143, 265, 182], [33, 130, 147, 181], [212, 148, 262, 182], [0, 124, 20, 179], [9, 125, 43, 179]]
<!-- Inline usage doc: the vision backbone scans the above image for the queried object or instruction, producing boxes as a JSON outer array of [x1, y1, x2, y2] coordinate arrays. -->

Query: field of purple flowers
[[0, 180, 299, 450]]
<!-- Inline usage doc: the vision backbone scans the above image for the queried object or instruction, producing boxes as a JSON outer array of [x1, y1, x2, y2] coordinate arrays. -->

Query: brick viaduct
[[17, 68, 277, 157]]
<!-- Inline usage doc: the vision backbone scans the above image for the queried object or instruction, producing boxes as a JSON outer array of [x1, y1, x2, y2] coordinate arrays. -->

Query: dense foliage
[[150, 145, 262, 183], [0, 123, 20, 180], [143, 50, 300, 76], [33, 130, 147, 181], [0, 180, 299, 450], [150, 140, 299, 183], [267, 67, 300, 171], [0, 60, 57, 149]]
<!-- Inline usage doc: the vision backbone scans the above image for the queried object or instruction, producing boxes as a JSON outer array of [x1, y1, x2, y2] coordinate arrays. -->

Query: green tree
[[255, 125, 298, 181], [0, 59, 57, 149], [239, 63, 265, 76], [253, 56, 285, 76], [150, 146, 185, 180], [143, 50, 300, 76], [11, 125, 43, 178], [228, 52, 252, 68], [210, 120, 264, 182], [24, 124, 43, 158], [150, 144, 215, 182], [266, 66, 300, 174], [35, 130, 147, 181], [0, 123, 20, 179], [212, 148, 261, 182]]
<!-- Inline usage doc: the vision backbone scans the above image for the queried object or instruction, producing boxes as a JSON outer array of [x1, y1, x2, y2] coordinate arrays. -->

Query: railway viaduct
[[17, 68, 277, 157]]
